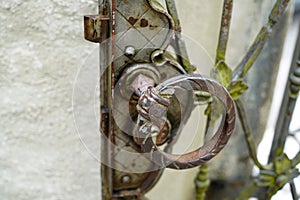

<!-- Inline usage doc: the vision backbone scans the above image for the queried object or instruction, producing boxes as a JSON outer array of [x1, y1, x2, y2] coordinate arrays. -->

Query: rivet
[[121, 175, 131, 184], [151, 50, 167, 66], [125, 46, 136, 56]]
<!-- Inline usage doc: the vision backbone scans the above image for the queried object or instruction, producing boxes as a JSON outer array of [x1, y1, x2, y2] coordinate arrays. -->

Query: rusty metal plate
[[114, 0, 174, 75]]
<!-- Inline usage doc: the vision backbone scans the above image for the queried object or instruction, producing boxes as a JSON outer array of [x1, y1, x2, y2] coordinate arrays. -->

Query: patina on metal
[[83, 0, 300, 199], [85, 0, 191, 199], [136, 74, 236, 169], [84, 15, 110, 43], [84, 0, 237, 199]]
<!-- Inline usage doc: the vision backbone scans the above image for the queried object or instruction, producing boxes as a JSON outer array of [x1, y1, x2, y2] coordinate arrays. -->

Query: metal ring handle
[[136, 74, 236, 169]]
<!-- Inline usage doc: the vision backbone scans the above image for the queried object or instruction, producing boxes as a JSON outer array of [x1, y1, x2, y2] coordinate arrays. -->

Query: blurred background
[[0, 0, 299, 199]]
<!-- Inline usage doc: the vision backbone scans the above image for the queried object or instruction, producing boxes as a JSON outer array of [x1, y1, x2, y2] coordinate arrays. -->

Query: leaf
[[228, 80, 249, 100], [215, 60, 232, 88]]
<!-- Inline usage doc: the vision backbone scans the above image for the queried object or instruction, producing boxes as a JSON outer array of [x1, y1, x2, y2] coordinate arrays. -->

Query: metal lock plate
[[84, 0, 236, 199], [107, 0, 194, 197], [83, 0, 194, 198]]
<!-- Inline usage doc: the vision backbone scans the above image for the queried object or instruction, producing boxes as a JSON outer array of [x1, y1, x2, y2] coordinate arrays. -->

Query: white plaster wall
[[0, 1, 101, 199], [0, 0, 288, 200]]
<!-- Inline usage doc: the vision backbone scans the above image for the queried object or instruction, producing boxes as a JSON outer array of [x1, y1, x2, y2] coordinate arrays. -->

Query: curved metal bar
[[136, 74, 236, 169]]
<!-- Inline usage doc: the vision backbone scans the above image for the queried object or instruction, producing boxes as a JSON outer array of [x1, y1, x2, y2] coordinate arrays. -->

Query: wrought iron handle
[[135, 74, 236, 169], [84, 0, 236, 198]]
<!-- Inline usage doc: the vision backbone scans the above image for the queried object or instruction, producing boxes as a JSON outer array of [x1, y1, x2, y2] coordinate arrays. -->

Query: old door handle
[[135, 74, 236, 169], [84, 0, 236, 198]]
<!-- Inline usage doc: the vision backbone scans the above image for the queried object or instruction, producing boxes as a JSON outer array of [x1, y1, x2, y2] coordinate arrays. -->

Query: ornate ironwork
[[83, 0, 300, 199]]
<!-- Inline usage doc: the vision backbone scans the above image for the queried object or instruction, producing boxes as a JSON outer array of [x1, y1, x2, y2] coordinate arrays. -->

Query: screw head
[[125, 46, 136, 56], [121, 175, 131, 184]]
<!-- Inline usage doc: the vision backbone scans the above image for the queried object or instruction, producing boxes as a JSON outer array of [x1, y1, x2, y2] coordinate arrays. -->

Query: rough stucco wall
[[0, 0, 290, 200], [0, 0, 101, 199]]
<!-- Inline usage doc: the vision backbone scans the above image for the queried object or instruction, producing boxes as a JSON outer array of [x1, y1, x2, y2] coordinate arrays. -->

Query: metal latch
[[84, 0, 236, 199]]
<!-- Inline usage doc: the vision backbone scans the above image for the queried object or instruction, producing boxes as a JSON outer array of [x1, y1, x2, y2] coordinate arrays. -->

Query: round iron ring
[[136, 74, 236, 169]]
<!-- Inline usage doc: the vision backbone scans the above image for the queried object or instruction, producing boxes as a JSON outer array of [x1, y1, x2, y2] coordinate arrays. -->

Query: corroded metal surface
[[84, 0, 236, 199], [109, 0, 177, 198], [112, 62, 195, 197], [136, 74, 236, 169], [84, 15, 110, 43], [113, 0, 174, 77], [83, 0, 187, 199]]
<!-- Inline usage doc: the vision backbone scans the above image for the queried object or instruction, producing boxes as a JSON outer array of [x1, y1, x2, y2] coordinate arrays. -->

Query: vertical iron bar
[[99, 0, 113, 199], [269, 21, 300, 162], [290, 181, 298, 200], [165, 0, 195, 73], [215, 0, 233, 64]]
